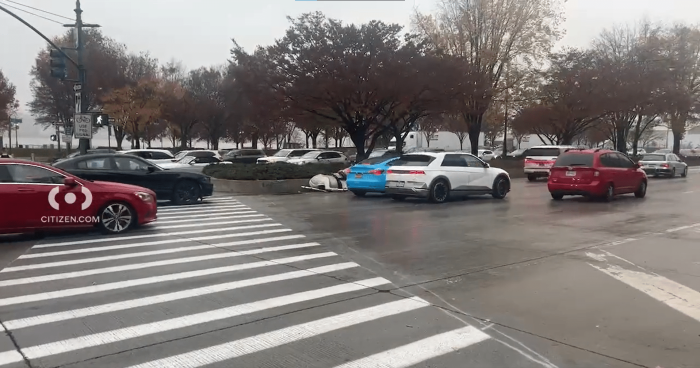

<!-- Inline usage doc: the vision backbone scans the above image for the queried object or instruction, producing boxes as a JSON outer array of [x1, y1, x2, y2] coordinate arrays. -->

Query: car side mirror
[[63, 177, 77, 186], [634, 163, 641, 168], [147, 166, 156, 173], [484, 163, 490, 168]]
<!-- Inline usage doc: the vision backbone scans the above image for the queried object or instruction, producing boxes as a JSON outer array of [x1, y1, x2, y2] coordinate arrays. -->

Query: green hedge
[[203, 162, 348, 180]]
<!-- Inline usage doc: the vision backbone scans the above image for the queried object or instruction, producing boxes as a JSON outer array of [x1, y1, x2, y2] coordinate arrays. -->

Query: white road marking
[[5, 239, 315, 272], [123, 297, 428, 368], [666, 223, 700, 233], [153, 218, 271, 230], [157, 207, 254, 218], [5, 262, 360, 330], [588, 254, 700, 323], [14, 278, 393, 362], [683, 191, 694, 194], [158, 205, 248, 215], [155, 214, 263, 224], [13, 228, 293, 261], [0, 350, 24, 366], [333, 326, 490, 368], [162, 199, 240, 209], [30, 223, 283, 249], [156, 210, 257, 221], [158, 202, 244, 211], [0, 252, 336, 306]]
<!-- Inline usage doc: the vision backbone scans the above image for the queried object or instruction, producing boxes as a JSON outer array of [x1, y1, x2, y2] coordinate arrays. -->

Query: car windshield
[[359, 156, 399, 165], [525, 148, 563, 157], [391, 154, 436, 166], [641, 154, 666, 161], [554, 153, 594, 167], [274, 149, 291, 157], [178, 156, 196, 164], [174, 151, 188, 160], [300, 151, 319, 159]]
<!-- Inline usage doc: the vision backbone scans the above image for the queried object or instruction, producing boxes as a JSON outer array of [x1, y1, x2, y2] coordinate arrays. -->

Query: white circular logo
[[48, 186, 92, 210]]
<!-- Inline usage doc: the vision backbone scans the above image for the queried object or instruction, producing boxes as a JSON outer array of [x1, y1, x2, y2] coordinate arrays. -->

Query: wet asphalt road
[[0, 172, 698, 368], [242, 172, 700, 368]]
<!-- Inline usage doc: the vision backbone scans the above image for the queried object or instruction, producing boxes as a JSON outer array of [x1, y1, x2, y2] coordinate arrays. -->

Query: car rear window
[[525, 148, 563, 157], [553, 153, 594, 167], [641, 154, 666, 161], [391, 155, 436, 166]]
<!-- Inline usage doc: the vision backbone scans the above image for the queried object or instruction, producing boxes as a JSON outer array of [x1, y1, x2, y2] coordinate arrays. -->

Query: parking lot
[[0, 171, 699, 368]]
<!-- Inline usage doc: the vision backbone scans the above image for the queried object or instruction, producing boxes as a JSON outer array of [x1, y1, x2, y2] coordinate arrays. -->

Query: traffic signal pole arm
[[0, 4, 78, 67]]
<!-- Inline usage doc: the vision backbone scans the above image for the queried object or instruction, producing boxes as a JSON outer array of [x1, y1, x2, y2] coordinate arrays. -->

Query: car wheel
[[97, 202, 135, 234], [551, 192, 564, 200], [527, 174, 537, 182], [491, 176, 509, 199], [391, 195, 406, 201], [681, 167, 688, 177], [603, 183, 614, 202], [634, 180, 647, 198], [352, 190, 366, 197], [428, 179, 450, 203], [172, 180, 201, 205]]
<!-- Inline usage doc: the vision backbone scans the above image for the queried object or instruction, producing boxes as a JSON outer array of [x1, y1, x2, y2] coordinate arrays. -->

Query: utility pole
[[63, 1, 99, 154]]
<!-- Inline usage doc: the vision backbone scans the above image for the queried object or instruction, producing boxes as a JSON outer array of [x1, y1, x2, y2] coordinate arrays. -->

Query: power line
[[0, 0, 64, 24], [5, 0, 73, 21]]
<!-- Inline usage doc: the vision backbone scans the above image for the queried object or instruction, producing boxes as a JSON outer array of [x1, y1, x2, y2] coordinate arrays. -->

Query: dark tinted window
[[615, 153, 636, 168], [114, 156, 150, 171], [641, 154, 666, 161], [524, 148, 562, 157], [391, 155, 436, 166], [0, 165, 13, 182], [462, 155, 485, 167], [150, 152, 172, 159], [77, 157, 113, 170], [599, 153, 617, 167], [189, 151, 215, 158], [441, 154, 468, 167], [289, 150, 313, 157], [554, 153, 594, 167], [240, 150, 264, 156], [7, 165, 65, 184]]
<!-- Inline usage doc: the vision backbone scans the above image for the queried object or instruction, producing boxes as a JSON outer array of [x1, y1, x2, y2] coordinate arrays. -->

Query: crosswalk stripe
[[157, 207, 253, 218], [155, 218, 271, 230], [124, 296, 428, 368], [5, 262, 361, 330], [0, 252, 336, 307], [13, 229, 296, 262], [154, 211, 257, 221], [159, 205, 248, 215], [0, 350, 24, 366], [158, 202, 243, 211], [162, 199, 240, 210], [6, 241, 320, 272], [14, 278, 392, 362], [32, 223, 283, 249], [333, 326, 490, 368], [155, 214, 264, 225]]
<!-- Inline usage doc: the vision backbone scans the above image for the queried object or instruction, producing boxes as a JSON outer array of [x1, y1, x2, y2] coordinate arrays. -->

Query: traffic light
[[49, 49, 67, 80], [50, 135, 57, 142], [94, 113, 109, 126]]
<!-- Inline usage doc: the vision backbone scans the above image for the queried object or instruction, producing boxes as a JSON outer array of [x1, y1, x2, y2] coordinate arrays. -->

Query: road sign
[[108, 117, 116, 124], [10, 118, 21, 125], [73, 83, 81, 91], [64, 126, 73, 136], [62, 134, 72, 142], [74, 114, 93, 139]]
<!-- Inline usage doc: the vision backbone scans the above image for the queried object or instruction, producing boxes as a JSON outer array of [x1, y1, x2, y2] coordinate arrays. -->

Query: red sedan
[[0, 159, 157, 235]]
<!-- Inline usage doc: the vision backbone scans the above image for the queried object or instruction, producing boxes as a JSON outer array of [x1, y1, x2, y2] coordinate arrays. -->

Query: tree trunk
[[672, 130, 682, 154], [615, 126, 627, 154], [350, 130, 368, 161], [251, 132, 258, 149], [393, 133, 405, 155], [310, 132, 319, 148]]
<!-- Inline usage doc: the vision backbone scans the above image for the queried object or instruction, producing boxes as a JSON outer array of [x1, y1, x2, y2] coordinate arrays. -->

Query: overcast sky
[[1, 0, 699, 148]]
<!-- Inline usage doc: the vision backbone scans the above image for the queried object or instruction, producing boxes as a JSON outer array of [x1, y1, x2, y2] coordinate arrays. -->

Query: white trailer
[[388, 131, 485, 151]]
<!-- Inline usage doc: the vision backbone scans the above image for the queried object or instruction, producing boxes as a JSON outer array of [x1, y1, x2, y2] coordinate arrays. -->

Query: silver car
[[638, 153, 688, 178]]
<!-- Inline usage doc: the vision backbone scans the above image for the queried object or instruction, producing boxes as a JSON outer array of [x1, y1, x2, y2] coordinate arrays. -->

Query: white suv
[[523, 145, 578, 181], [384, 152, 510, 203]]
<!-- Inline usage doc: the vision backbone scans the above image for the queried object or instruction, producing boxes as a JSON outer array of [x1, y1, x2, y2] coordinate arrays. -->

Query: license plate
[[397, 181, 405, 188], [538, 163, 545, 166], [355, 174, 362, 178], [566, 171, 576, 177]]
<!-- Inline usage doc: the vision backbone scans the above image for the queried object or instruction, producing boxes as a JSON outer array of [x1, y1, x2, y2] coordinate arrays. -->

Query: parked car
[[257, 149, 318, 164], [523, 145, 579, 181], [173, 150, 223, 162], [346, 154, 401, 196], [638, 153, 688, 178], [223, 149, 267, 164], [547, 149, 647, 201], [287, 150, 348, 165], [121, 149, 175, 165], [53, 154, 213, 205], [158, 155, 229, 170], [384, 152, 510, 203], [53, 149, 118, 164], [0, 159, 157, 235]]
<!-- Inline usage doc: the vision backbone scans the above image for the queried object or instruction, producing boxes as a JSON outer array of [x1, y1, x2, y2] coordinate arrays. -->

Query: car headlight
[[135, 192, 154, 202]]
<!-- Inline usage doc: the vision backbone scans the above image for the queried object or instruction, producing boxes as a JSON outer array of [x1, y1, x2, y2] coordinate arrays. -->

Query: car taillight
[[661, 163, 669, 168], [524, 159, 533, 164], [368, 169, 383, 175], [545, 160, 555, 165], [344, 168, 350, 174], [409, 170, 425, 175]]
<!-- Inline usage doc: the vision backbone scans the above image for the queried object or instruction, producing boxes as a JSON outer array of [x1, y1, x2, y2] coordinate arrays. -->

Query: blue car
[[346, 156, 400, 196]]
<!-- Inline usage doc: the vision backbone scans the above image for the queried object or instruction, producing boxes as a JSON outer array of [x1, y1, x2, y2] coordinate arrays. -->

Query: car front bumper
[[200, 182, 214, 197]]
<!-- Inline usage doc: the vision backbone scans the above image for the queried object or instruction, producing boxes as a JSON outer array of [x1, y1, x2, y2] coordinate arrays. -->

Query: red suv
[[547, 149, 647, 201], [0, 159, 157, 235]]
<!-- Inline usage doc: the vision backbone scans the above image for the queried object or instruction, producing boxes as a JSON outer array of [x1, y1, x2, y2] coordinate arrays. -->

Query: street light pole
[[64, 1, 99, 155]]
